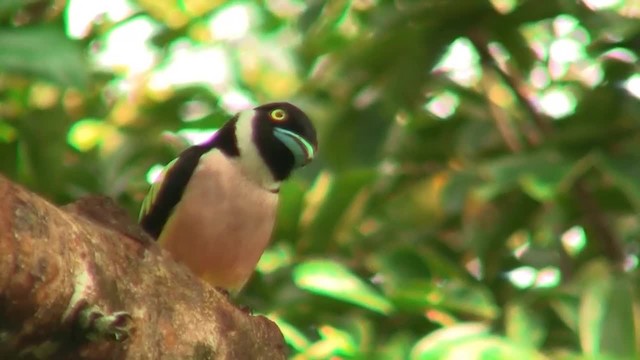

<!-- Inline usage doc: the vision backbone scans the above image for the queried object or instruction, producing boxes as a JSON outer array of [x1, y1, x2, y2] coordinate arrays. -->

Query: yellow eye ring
[[270, 109, 287, 121]]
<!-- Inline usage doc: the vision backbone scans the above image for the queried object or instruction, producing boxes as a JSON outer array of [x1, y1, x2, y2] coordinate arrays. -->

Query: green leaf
[[297, 324, 358, 359], [411, 323, 547, 360], [299, 169, 376, 253], [384, 279, 437, 312], [0, 25, 89, 88], [293, 259, 393, 315], [273, 179, 307, 241], [578, 262, 637, 358], [377, 332, 414, 360], [317, 325, 357, 355], [0, 0, 23, 18], [0, 120, 17, 142], [410, 323, 490, 360], [505, 302, 546, 349], [383, 276, 498, 319], [435, 280, 500, 320], [579, 271, 612, 356], [269, 315, 311, 352], [256, 244, 292, 275], [550, 294, 580, 333], [598, 153, 640, 211], [377, 247, 431, 281], [476, 151, 572, 201], [67, 119, 111, 151], [599, 279, 637, 357], [13, 109, 72, 200], [440, 169, 479, 216]]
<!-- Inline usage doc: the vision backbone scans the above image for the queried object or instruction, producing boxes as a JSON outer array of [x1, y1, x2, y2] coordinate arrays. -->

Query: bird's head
[[214, 102, 317, 190], [252, 102, 317, 171]]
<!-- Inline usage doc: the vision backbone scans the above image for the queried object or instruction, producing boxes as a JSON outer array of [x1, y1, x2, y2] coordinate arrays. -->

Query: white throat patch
[[234, 110, 281, 191]]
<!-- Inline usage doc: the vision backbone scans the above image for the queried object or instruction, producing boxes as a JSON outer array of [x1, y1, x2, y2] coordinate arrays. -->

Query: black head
[[251, 102, 317, 181]]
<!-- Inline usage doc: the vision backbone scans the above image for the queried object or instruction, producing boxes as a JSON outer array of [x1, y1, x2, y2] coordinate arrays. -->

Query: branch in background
[[469, 31, 554, 137], [481, 76, 523, 153], [469, 31, 626, 269], [0, 176, 286, 359], [572, 182, 625, 264]]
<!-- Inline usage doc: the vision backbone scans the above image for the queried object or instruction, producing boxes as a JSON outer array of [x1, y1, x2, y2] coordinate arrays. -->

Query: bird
[[139, 102, 317, 293]]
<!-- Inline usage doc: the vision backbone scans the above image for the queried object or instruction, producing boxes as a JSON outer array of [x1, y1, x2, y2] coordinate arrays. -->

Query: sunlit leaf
[[411, 323, 547, 360], [505, 302, 546, 348], [67, 119, 110, 152], [318, 325, 357, 355], [410, 323, 488, 359], [578, 261, 637, 358], [293, 259, 393, 315], [269, 315, 310, 352], [294, 325, 358, 360], [579, 270, 610, 356], [0, 121, 17, 142], [256, 244, 292, 275]]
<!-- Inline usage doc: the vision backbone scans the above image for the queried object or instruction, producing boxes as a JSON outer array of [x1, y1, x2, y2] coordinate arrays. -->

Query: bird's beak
[[273, 127, 316, 167]]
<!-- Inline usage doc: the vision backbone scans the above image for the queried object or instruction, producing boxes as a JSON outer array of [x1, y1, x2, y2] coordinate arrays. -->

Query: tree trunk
[[0, 176, 286, 359]]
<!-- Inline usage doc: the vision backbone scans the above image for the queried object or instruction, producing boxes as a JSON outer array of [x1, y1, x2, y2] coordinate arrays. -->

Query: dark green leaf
[[0, 25, 88, 88]]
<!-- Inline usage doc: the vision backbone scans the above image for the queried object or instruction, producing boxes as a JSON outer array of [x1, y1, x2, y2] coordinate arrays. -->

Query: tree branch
[[469, 30, 626, 268], [0, 176, 286, 359]]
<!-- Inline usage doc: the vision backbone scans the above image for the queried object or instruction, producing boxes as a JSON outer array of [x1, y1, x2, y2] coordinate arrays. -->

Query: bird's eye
[[270, 109, 287, 121]]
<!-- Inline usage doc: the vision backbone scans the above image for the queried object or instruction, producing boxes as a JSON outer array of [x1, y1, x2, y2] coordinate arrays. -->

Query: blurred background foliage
[[1, 0, 640, 359]]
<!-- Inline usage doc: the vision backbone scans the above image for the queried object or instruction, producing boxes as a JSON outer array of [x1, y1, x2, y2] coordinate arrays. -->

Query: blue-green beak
[[273, 127, 316, 167]]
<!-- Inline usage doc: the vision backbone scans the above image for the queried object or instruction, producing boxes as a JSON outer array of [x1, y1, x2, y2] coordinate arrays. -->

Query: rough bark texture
[[0, 176, 287, 359]]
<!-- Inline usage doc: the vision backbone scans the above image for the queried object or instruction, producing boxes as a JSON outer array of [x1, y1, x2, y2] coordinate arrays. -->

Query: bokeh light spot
[[534, 267, 561, 288], [95, 16, 159, 74], [549, 38, 583, 63], [67, 119, 108, 151], [625, 74, 640, 99], [489, 0, 518, 14], [507, 266, 537, 289], [425, 91, 459, 119], [150, 43, 230, 91], [208, 4, 251, 40], [538, 87, 576, 118], [582, 0, 623, 10], [561, 225, 587, 257], [433, 38, 481, 87], [66, 0, 136, 39], [177, 128, 217, 145], [146, 164, 165, 184]]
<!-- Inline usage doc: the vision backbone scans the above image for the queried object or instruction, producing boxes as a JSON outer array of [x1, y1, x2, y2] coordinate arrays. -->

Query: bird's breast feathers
[[157, 149, 279, 291]]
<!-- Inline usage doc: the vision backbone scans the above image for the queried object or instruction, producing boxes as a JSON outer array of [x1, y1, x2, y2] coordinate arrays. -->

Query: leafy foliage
[[1, 0, 640, 358]]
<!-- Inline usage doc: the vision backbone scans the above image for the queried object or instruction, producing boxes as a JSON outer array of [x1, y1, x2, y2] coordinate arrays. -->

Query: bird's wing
[[139, 158, 176, 220], [139, 145, 209, 239]]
